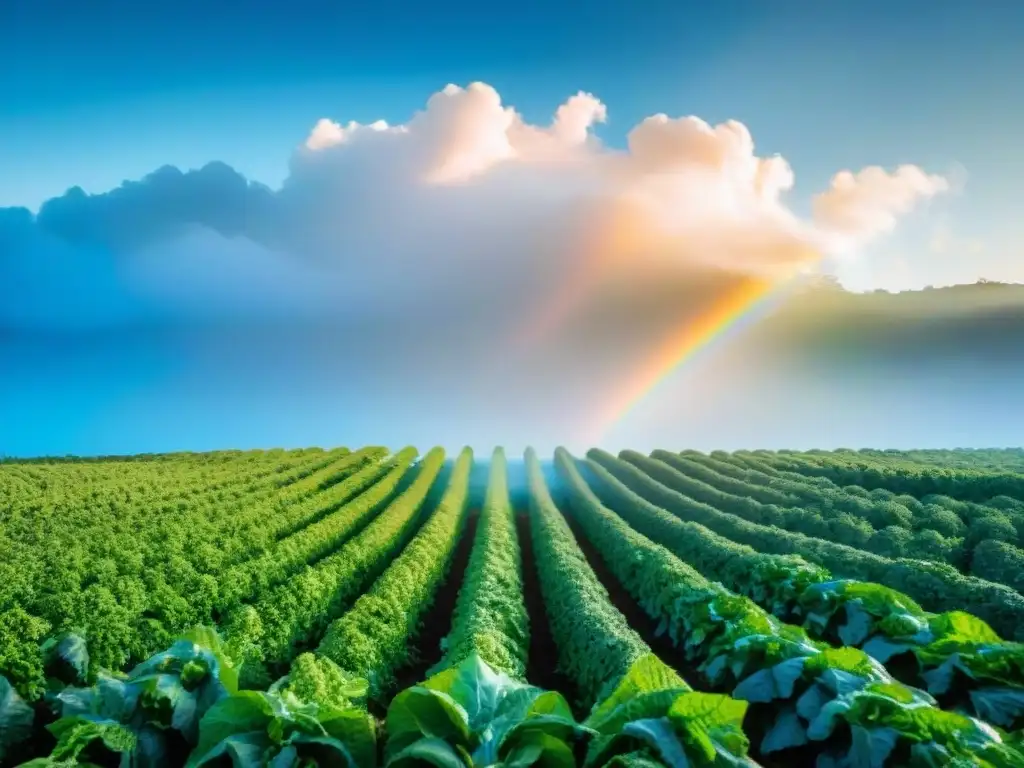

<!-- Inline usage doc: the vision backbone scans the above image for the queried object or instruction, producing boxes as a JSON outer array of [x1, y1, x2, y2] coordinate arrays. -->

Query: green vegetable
[[0, 674, 34, 762], [186, 688, 377, 768], [386, 652, 590, 767]]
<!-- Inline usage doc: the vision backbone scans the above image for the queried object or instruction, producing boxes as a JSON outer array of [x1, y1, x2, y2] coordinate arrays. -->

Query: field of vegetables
[[2, 446, 1024, 767]]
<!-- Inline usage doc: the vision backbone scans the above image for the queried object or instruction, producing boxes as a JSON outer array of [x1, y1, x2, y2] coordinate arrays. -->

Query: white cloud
[[293, 84, 947, 279], [1, 81, 951, 331], [812, 165, 950, 251]]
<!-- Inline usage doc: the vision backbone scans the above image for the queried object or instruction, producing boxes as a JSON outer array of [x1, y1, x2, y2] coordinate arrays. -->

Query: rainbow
[[586, 270, 811, 443], [507, 197, 821, 443]]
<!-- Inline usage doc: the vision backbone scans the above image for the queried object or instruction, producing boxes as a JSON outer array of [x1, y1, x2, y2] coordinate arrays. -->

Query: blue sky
[[3, 0, 1022, 286], [2, 0, 1020, 197], [2, 0, 1023, 456]]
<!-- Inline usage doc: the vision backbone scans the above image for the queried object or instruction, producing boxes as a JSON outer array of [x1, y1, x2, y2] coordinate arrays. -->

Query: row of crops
[[2, 446, 1024, 766]]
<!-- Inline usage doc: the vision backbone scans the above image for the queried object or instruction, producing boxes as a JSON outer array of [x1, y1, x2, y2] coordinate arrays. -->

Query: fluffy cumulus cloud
[[813, 165, 950, 250], [0, 81, 949, 333]]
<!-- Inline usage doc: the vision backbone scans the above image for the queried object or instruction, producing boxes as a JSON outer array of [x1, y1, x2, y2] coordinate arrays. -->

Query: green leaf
[[502, 730, 577, 768], [667, 693, 750, 760], [181, 627, 241, 695], [760, 707, 807, 754], [600, 751, 668, 768], [187, 730, 272, 768], [928, 612, 1001, 646], [40, 632, 90, 686], [526, 691, 575, 721], [922, 658, 957, 695], [732, 657, 806, 705], [861, 636, 913, 664], [268, 744, 300, 768], [385, 687, 471, 760], [286, 731, 363, 767], [423, 652, 523, 732], [968, 687, 1024, 729], [498, 714, 594, 764], [386, 736, 469, 768], [587, 690, 689, 739], [48, 716, 137, 761], [794, 684, 831, 722], [586, 654, 688, 732], [318, 707, 378, 768], [191, 691, 273, 759], [138, 674, 190, 730], [847, 725, 899, 767], [621, 718, 690, 768], [273, 654, 368, 710], [837, 603, 873, 647], [131, 724, 172, 768], [0, 675, 34, 761]]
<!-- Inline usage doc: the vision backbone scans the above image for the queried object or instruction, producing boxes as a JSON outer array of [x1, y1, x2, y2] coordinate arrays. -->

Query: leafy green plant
[[223, 448, 446, 677], [1, 675, 35, 762], [272, 653, 369, 711], [32, 627, 239, 765], [583, 655, 754, 768], [185, 688, 376, 768], [216, 447, 417, 611], [528, 451, 756, 767], [385, 652, 590, 767], [795, 581, 1024, 729], [583, 447, 1024, 730], [315, 448, 474, 701], [17, 716, 138, 767], [40, 631, 91, 690], [433, 448, 530, 681], [592, 448, 1024, 641], [557, 448, 1024, 765]]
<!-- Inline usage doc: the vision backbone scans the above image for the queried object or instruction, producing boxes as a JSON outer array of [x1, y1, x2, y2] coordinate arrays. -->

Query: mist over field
[[3, 279, 1021, 457]]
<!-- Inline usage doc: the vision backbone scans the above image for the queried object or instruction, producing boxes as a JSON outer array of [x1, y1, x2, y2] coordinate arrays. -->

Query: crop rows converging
[[2, 447, 1024, 767]]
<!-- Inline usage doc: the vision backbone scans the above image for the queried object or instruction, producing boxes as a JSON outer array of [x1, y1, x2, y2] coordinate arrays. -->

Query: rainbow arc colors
[[586, 276, 784, 442], [509, 199, 822, 441]]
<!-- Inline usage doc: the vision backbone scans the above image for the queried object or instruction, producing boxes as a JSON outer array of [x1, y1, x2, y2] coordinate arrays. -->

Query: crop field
[[3, 447, 1024, 766]]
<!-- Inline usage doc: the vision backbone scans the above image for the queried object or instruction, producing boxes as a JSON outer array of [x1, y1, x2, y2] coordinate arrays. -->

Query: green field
[[3, 447, 1024, 766]]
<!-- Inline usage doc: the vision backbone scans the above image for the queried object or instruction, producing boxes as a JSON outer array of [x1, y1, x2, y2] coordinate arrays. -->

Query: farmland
[[2, 448, 1024, 766]]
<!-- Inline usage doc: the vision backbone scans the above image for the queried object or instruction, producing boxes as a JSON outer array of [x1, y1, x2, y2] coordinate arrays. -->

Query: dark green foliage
[[973, 539, 1024, 596], [7, 445, 1024, 766], [751, 449, 1024, 504], [216, 447, 417, 611], [555, 449, 1024, 763], [29, 627, 240, 765], [636, 452, 965, 568], [868, 525, 913, 558], [595, 449, 1024, 641], [525, 448, 651, 709], [223, 448, 447, 676], [657, 450, 915, 532], [311, 448, 474, 698], [186, 687, 377, 768], [0, 675, 34, 761], [583, 450, 1024, 731], [967, 512, 1020, 550], [0, 448, 363, 695], [916, 504, 967, 538], [526, 450, 756, 767], [385, 652, 591, 768], [436, 448, 530, 680]]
